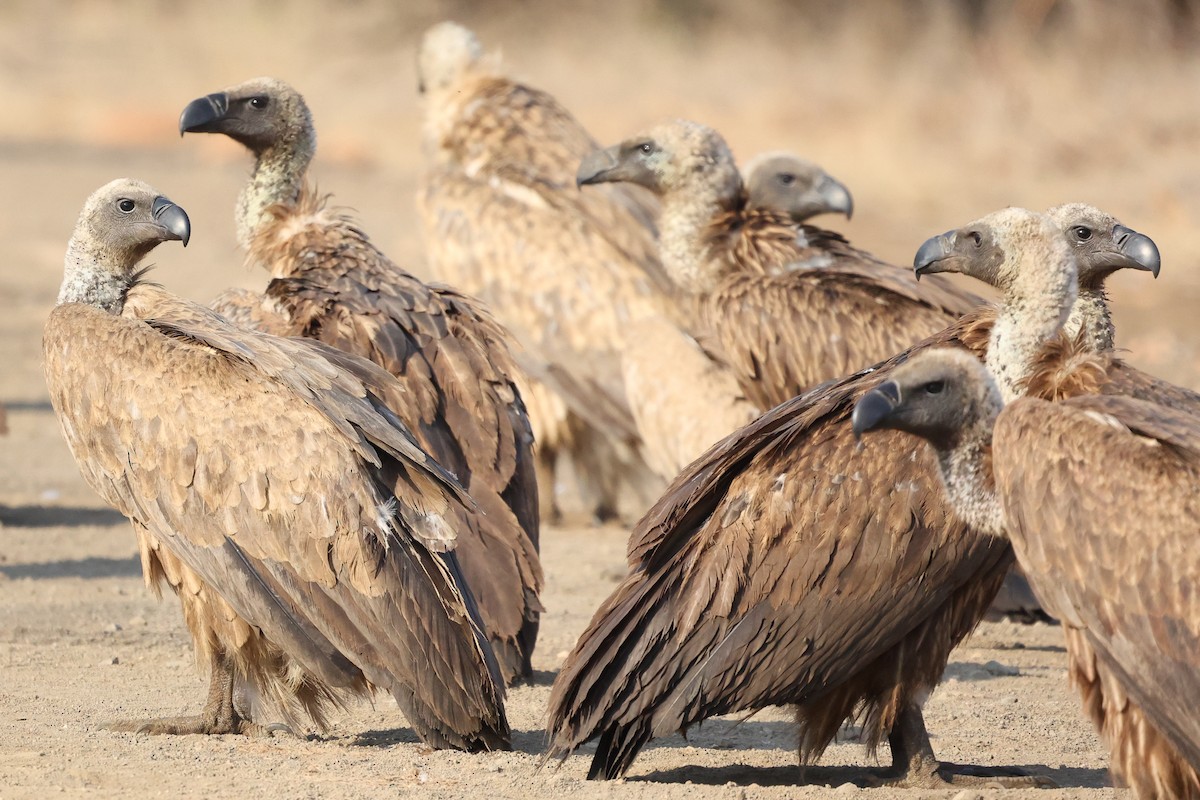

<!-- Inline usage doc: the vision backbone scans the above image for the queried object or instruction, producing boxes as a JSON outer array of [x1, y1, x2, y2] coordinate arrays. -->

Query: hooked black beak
[[1113, 224, 1161, 278], [913, 231, 955, 280], [851, 381, 901, 439], [819, 176, 854, 220], [152, 196, 191, 246], [576, 145, 622, 188], [179, 92, 229, 136]]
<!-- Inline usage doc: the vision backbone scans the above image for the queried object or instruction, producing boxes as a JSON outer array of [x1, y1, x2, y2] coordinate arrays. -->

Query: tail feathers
[[589, 720, 653, 780]]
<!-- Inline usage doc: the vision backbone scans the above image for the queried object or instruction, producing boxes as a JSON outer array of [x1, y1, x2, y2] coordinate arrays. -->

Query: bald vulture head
[[852, 348, 1001, 451], [417, 21, 486, 95], [1046, 203, 1160, 288], [59, 179, 191, 310], [180, 77, 314, 158], [743, 151, 853, 221], [577, 119, 742, 203]]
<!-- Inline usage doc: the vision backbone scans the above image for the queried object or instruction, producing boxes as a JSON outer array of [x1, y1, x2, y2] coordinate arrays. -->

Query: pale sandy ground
[[1, 1, 1198, 798]]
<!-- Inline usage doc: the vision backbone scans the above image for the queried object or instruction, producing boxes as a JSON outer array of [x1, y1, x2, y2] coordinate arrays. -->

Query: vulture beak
[[913, 231, 956, 280], [179, 92, 230, 135], [818, 176, 854, 220], [851, 380, 901, 440], [577, 145, 626, 188], [152, 196, 191, 246], [1113, 225, 1161, 278]]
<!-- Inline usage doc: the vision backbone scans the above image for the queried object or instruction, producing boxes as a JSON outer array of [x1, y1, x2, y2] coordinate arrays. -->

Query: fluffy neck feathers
[[237, 131, 314, 250], [1064, 287, 1114, 352], [935, 432, 1005, 537], [658, 166, 743, 293], [57, 233, 135, 314]]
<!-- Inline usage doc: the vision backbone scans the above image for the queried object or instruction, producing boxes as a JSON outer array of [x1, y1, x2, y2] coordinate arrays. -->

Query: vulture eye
[[1072, 225, 1093, 242], [777, 172, 796, 186], [247, 96, 270, 110], [923, 380, 945, 395], [969, 231, 983, 248], [116, 198, 136, 214], [637, 142, 654, 156]]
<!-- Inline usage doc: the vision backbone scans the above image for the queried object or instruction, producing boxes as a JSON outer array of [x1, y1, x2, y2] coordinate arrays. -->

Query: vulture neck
[[237, 132, 314, 250], [1064, 286, 1114, 352], [58, 235, 134, 314], [935, 424, 1005, 538], [658, 168, 743, 294], [986, 247, 1077, 403]]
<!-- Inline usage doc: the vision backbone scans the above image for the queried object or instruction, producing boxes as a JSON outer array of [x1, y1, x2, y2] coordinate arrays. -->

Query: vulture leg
[[881, 705, 1053, 788], [106, 650, 293, 738]]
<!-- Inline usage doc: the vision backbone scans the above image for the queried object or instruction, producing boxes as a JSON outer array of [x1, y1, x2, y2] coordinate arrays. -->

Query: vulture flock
[[40, 19, 1199, 799]]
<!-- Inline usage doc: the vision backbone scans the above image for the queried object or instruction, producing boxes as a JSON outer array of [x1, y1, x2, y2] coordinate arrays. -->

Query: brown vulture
[[179, 77, 542, 685], [546, 206, 1161, 785], [854, 346, 1200, 799], [44, 179, 508, 749], [416, 20, 672, 523]]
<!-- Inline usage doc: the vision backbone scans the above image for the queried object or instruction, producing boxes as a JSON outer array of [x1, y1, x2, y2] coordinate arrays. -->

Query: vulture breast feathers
[[577, 119, 985, 409], [45, 180, 508, 751], [181, 77, 541, 685]]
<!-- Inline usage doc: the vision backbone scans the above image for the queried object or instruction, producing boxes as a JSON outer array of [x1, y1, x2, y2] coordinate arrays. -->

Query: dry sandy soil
[[1, 1, 1197, 798]]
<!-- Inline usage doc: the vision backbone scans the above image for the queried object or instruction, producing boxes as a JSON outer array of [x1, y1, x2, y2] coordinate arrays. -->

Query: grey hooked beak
[[152, 196, 191, 246], [1113, 224, 1161, 278], [851, 381, 901, 439], [819, 176, 854, 220], [913, 231, 955, 280], [179, 92, 229, 135], [576, 145, 622, 188]]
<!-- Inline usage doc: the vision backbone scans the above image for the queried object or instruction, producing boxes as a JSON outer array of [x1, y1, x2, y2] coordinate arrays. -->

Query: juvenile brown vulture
[[577, 119, 985, 410], [547, 206, 1163, 784], [44, 179, 508, 749], [854, 347, 1200, 799], [742, 150, 854, 223], [179, 77, 542, 685], [416, 21, 670, 522]]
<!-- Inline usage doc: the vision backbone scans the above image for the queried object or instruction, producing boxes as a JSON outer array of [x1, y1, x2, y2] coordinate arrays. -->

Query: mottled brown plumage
[[44, 179, 509, 750], [856, 346, 1200, 799], [578, 119, 984, 409], [180, 78, 541, 685], [416, 22, 669, 522]]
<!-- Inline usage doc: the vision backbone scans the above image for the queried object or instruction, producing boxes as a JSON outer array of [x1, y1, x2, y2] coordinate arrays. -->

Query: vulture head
[[1046, 203, 1160, 288], [743, 151, 854, 221], [418, 21, 485, 95], [852, 347, 1000, 451], [180, 77, 314, 157], [577, 119, 742, 202], [73, 179, 191, 264]]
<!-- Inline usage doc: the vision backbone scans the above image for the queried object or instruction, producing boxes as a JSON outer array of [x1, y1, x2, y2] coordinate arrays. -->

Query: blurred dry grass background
[[0, 0, 1197, 396]]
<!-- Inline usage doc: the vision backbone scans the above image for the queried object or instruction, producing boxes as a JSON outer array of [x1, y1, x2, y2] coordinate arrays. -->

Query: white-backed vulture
[[742, 150, 854, 223], [547, 205, 1166, 784], [44, 179, 508, 750], [577, 119, 985, 410], [416, 21, 670, 522], [854, 347, 1200, 799], [179, 77, 541, 685]]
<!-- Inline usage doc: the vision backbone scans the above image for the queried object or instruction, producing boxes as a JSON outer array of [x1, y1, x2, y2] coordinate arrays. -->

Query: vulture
[[416, 20, 671, 522], [546, 206, 1161, 785], [179, 77, 542, 685], [742, 150, 854, 223], [853, 347, 1200, 799], [577, 119, 985, 410], [44, 179, 508, 750]]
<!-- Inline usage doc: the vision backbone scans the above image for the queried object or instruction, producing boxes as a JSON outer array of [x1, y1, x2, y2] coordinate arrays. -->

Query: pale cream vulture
[[44, 179, 508, 750], [547, 206, 1162, 785], [179, 77, 541, 685], [854, 346, 1200, 799], [416, 21, 671, 522]]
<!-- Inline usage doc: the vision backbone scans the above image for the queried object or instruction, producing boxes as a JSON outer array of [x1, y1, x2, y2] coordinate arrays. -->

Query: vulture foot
[[105, 714, 293, 738]]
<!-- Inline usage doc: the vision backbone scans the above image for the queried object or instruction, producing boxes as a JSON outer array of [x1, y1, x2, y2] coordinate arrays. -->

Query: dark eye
[[117, 198, 135, 214], [924, 380, 945, 395], [247, 96, 269, 110], [970, 231, 982, 248], [777, 173, 796, 186], [638, 142, 654, 155], [1071, 225, 1093, 241]]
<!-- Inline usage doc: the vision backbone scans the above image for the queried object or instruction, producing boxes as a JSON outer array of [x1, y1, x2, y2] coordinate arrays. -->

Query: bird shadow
[[3, 399, 54, 414], [0, 504, 126, 528], [347, 726, 548, 756], [634, 762, 1110, 789], [0, 555, 142, 581]]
